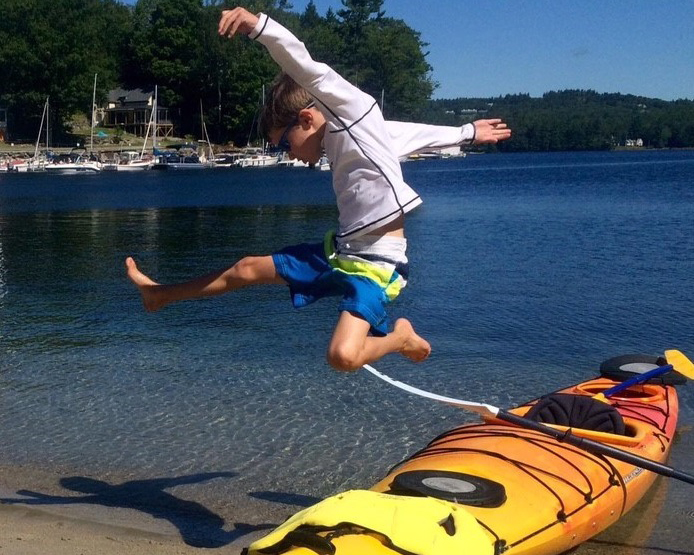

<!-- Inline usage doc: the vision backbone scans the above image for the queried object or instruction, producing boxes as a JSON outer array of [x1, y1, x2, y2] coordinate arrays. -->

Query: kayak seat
[[526, 393, 626, 435]]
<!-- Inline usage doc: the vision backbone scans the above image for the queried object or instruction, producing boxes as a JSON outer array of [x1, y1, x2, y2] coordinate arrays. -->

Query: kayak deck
[[370, 377, 678, 555], [244, 372, 680, 555]]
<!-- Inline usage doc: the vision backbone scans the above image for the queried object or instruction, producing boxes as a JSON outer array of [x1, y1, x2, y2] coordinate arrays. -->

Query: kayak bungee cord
[[362, 360, 694, 486], [393, 424, 627, 549]]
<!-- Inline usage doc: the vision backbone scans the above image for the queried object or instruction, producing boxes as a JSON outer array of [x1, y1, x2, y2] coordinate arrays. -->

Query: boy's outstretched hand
[[218, 8, 259, 38], [472, 119, 512, 144]]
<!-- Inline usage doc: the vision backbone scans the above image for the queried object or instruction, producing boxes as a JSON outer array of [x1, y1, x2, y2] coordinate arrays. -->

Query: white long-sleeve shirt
[[386, 121, 475, 160], [251, 14, 474, 242]]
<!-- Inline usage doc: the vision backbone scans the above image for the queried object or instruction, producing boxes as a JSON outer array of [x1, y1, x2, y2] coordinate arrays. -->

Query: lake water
[[1, 150, 693, 549]]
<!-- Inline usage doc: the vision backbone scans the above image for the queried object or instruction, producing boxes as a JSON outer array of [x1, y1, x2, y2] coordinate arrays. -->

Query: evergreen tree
[[0, 0, 130, 141]]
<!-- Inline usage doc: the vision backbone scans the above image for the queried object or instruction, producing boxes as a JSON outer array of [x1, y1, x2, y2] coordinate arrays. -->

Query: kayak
[[244, 354, 684, 555]]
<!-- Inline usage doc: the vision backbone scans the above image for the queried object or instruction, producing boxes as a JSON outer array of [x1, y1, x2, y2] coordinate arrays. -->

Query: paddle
[[664, 349, 694, 378], [362, 356, 694, 486], [594, 349, 694, 402], [593, 364, 672, 402]]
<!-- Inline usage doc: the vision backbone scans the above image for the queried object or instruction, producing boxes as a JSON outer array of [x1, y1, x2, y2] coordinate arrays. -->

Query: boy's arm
[[385, 119, 511, 159], [219, 8, 362, 111]]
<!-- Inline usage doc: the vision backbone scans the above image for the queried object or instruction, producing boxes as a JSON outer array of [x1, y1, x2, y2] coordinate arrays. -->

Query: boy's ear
[[298, 108, 314, 129], [299, 107, 324, 130]]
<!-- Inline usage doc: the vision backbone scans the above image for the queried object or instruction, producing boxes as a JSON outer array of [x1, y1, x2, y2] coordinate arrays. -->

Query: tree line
[[1, 0, 692, 150], [429, 91, 694, 151], [0, 0, 434, 146]]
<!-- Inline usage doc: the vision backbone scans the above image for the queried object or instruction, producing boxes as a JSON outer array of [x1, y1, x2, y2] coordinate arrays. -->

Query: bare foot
[[394, 318, 431, 363], [125, 257, 166, 312]]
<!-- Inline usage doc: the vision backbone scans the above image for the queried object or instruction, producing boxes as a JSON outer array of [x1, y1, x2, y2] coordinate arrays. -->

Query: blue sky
[[122, 0, 694, 101], [295, 0, 694, 101]]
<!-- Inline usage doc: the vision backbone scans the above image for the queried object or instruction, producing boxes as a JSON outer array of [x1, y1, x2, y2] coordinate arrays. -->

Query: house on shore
[[101, 88, 173, 138], [625, 138, 644, 148]]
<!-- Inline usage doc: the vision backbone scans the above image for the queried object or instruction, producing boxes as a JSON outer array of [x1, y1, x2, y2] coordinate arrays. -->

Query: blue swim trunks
[[272, 232, 407, 336]]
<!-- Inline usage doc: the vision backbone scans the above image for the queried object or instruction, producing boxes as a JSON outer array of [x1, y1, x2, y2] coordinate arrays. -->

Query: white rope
[[362, 364, 499, 419]]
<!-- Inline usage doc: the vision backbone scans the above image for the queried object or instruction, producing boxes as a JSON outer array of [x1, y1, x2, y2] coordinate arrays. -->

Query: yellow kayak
[[244, 354, 686, 555]]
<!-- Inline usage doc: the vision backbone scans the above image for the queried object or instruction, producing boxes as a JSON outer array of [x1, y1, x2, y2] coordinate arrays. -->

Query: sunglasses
[[276, 115, 299, 153], [274, 102, 316, 152]]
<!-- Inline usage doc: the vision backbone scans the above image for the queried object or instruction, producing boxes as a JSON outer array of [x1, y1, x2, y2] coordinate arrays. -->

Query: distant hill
[[426, 90, 694, 151]]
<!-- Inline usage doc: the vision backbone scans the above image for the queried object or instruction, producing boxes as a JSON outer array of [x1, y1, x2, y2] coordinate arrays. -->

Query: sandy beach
[[0, 503, 229, 555], [0, 463, 295, 555]]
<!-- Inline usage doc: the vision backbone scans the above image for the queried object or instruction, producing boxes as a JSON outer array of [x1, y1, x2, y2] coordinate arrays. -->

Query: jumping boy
[[126, 7, 511, 372]]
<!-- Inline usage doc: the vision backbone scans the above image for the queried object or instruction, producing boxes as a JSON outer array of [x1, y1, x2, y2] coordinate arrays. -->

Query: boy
[[126, 7, 511, 372]]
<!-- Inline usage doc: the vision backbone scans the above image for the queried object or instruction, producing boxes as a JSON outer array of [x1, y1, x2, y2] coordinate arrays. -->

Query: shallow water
[[1, 150, 693, 546]]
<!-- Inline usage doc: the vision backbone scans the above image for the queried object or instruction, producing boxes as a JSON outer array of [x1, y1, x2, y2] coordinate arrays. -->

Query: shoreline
[[2, 141, 694, 156]]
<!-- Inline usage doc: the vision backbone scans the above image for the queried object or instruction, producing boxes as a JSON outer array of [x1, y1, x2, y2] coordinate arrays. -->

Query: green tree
[[335, 0, 383, 85], [0, 0, 130, 141], [128, 0, 208, 135], [361, 18, 434, 119], [299, 2, 344, 69]]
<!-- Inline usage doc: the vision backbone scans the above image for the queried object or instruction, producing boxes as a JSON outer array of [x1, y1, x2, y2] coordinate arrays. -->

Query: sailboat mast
[[140, 96, 156, 159], [200, 99, 214, 161], [153, 86, 158, 152], [89, 73, 97, 153], [34, 97, 49, 161], [261, 85, 265, 151]]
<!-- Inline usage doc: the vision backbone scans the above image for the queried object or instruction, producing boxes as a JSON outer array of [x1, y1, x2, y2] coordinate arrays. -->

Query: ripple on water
[[1, 152, 693, 517]]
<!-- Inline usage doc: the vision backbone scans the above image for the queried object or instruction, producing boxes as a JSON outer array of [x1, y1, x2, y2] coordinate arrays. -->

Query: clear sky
[[291, 0, 694, 101], [121, 0, 694, 101]]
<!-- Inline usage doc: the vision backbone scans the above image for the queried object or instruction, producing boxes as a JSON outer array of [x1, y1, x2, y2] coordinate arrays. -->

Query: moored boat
[[235, 149, 279, 168], [244, 353, 688, 555], [277, 152, 309, 168], [149, 142, 215, 170], [102, 150, 154, 171], [45, 151, 101, 174], [213, 152, 246, 167]]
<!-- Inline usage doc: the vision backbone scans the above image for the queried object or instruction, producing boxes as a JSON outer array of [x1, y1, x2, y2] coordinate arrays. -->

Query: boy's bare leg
[[125, 256, 285, 312], [327, 311, 431, 372]]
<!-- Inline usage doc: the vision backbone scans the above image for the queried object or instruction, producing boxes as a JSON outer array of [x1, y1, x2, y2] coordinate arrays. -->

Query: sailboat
[[150, 97, 215, 170], [2, 98, 50, 172], [235, 85, 279, 168], [46, 74, 101, 174], [9, 98, 49, 172], [110, 89, 158, 171]]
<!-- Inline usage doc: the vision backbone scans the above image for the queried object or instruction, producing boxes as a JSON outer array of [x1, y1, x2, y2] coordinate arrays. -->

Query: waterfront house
[[101, 88, 173, 138]]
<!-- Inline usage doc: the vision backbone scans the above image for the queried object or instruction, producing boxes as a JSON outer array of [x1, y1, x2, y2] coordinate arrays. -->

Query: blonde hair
[[259, 73, 313, 139]]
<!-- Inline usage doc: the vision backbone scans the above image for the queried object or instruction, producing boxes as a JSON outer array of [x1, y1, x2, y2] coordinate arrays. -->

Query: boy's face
[[269, 108, 325, 165]]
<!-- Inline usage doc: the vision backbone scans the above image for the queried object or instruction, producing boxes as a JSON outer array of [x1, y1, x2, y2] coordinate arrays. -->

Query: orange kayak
[[244, 355, 684, 555]]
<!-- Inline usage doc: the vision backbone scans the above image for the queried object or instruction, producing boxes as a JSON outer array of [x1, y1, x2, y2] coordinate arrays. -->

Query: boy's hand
[[218, 8, 260, 38], [472, 119, 511, 144]]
